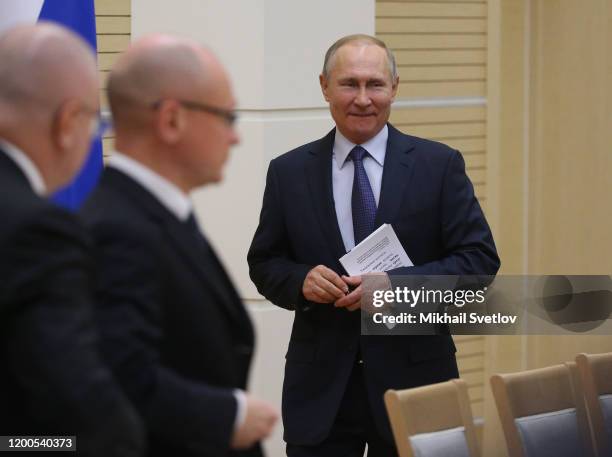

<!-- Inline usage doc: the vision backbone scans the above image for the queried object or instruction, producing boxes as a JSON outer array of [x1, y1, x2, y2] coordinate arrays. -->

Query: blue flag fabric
[[39, 0, 103, 210]]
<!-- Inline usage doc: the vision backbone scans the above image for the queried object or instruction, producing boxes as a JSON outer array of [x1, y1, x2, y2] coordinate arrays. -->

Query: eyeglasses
[[78, 105, 112, 140], [89, 112, 112, 140], [152, 100, 238, 127]]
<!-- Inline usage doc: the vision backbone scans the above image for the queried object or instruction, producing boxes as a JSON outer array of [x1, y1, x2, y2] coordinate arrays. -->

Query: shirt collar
[[333, 124, 388, 169], [107, 151, 192, 222], [0, 138, 46, 196]]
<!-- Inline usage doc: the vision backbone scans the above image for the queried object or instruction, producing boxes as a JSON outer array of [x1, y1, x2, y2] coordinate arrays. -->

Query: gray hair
[[322, 34, 397, 80]]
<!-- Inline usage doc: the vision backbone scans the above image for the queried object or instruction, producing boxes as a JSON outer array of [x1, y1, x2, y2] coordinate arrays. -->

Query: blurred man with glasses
[[0, 23, 144, 457], [81, 34, 278, 457]]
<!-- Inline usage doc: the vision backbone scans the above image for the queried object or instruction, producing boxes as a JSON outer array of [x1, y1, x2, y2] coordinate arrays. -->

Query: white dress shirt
[[107, 151, 247, 430], [0, 139, 46, 196], [107, 152, 192, 221], [332, 125, 388, 252]]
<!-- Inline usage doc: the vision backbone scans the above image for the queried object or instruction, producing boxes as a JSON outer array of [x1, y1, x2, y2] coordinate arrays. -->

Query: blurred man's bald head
[[107, 34, 238, 192], [108, 34, 228, 131], [0, 23, 99, 193], [0, 22, 97, 114]]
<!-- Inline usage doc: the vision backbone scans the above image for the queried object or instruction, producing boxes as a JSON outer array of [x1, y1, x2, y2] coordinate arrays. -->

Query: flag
[[0, 0, 103, 210]]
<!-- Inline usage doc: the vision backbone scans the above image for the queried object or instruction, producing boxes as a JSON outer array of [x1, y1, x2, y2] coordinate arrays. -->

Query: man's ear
[[319, 74, 330, 102], [390, 75, 399, 101], [51, 99, 81, 151], [155, 99, 183, 144]]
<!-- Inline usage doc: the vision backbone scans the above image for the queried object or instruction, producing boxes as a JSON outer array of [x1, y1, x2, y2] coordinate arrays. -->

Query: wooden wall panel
[[95, 0, 130, 16], [96, 16, 130, 34], [377, 3, 486, 17], [395, 49, 486, 66], [379, 33, 486, 49], [95, 0, 131, 156], [377, 17, 487, 33], [97, 34, 130, 52], [389, 105, 486, 123], [378, 0, 489, 416], [398, 81, 485, 98]]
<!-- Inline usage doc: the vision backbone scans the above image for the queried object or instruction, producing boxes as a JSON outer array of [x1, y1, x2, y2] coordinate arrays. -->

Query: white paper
[[339, 223, 413, 276]]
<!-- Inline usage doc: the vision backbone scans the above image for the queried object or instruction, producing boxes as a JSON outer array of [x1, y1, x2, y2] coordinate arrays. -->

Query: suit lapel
[[305, 129, 347, 260], [104, 168, 249, 330], [375, 124, 416, 226]]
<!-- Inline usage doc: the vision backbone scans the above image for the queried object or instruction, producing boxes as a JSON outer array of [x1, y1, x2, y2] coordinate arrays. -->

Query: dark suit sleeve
[[1, 210, 145, 457], [391, 150, 500, 277], [91, 222, 238, 455], [248, 161, 313, 311]]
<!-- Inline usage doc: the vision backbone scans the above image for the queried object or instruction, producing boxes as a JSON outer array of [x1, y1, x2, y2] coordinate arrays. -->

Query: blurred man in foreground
[[0, 23, 144, 457], [81, 34, 278, 457]]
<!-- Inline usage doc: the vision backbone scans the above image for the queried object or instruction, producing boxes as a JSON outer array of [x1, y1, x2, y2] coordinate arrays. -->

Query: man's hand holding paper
[[337, 224, 411, 311]]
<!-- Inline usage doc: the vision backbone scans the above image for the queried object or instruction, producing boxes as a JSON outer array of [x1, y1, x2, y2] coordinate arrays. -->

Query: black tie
[[185, 212, 210, 254]]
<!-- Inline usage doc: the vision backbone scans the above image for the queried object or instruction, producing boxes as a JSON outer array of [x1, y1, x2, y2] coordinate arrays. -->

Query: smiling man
[[248, 34, 499, 456]]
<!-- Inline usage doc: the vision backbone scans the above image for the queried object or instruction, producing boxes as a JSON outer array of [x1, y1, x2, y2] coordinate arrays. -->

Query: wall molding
[[102, 96, 488, 122]]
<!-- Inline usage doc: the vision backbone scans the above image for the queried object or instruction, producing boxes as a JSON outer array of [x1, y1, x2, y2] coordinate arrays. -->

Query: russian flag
[[0, 0, 103, 210]]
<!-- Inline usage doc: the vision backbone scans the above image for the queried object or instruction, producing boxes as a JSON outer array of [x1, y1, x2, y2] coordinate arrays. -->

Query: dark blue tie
[[350, 145, 377, 245]]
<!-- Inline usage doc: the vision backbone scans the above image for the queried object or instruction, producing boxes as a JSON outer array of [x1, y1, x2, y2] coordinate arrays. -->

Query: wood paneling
[[529, 0, 612, 276], [379, 33, 486, 50], [97, 34, 130, 53], [406, 121, 486, 139], [396, 49, 486, 66], [95, 16, 130, 34], [389, 106, 486, 124], [95, 0, 130, 156], [377, 17, 487, 33], [377, 3, 486, 18], [398, 81, 485, 98], [378, 0, 490, 419], [98, 52, 120, 71], [94, 0, 131, 16], [399, 65, 486, 81]]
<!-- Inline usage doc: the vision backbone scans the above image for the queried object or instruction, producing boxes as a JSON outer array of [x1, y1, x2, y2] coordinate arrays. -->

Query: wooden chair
[[384, 379, 480, 457], [491, 364, 595, 457], [576, 352, 612, 456], [566, 360, 597, 453]]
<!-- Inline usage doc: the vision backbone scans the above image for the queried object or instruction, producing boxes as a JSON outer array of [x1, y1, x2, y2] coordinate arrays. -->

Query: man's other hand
[[231, 394, 279, 449], [335, 273, 392, 313], [334, 275, 362, 311], [302, 265, 349, 303]]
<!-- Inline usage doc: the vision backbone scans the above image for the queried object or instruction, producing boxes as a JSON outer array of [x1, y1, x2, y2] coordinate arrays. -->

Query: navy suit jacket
[[81, 168, 263, 457], [0, 150, 144, 457], [247, 124, 500, 445]]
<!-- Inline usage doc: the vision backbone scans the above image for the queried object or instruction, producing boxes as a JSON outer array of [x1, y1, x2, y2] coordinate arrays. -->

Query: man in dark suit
[[248, 34, 500, 456], [81, 35, 278, 457], [0, 24, 144, 456]]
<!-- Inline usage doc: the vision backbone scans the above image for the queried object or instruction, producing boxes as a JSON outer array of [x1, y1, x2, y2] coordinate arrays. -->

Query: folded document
[[339, 224, 413, 276]]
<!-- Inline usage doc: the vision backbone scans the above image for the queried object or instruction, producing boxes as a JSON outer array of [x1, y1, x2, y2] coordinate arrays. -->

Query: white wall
[[132, 2, 374, 455]]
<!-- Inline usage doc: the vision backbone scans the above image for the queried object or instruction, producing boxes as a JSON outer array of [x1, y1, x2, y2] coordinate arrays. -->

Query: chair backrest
[[576, 352, 612, 456], [384, 379, 480, 457], [490, 364, 595, 457], [566, 360, 597, 453]]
